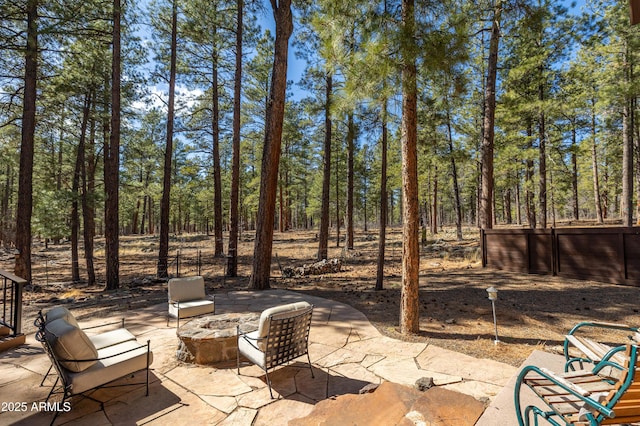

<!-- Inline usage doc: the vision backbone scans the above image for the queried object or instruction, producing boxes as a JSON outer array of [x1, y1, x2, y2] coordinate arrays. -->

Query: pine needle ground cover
[[2, 227, 634, 366]]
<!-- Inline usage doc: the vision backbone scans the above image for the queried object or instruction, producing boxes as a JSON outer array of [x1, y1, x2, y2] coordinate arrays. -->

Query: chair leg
[[306, 352, 314, 378], [145, 340, 150, 397], [45, 376, 60, 403], [265, 369, 274, 399], [50, 392, 68, 426], [41, 365, 53, 387], [236, 346, 240, 375]]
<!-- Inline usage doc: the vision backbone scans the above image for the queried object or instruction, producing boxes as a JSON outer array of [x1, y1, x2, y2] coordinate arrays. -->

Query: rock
[[359, 383, 379, 394], [415, 377, 434, 391], [289, 382, 484, 426], [402, 387, 484, 426], [445, 318, 456, 325]]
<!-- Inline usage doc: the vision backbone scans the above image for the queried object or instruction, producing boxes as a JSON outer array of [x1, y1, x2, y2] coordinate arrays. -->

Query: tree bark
[[375, 100, 388, 291], [571, 122, 579, 221], [346, 112, 355, 250], [71, 93, 91, 282], [538, 80, 547, 229], [431, 162, 438, 234], [82, 97, 97, 285], [446, 106, 463, 241], [249, 0, 293, 290], [211, 28, 224, 256], [591, 104, 604, 224], [104, 0, 122, 289], [15, 0, 37, 282], [335, 140, 340, 248], [525, 121, 536, 228], [318, 74, 332, 260], [479, 0, 502, 231], [157, 0, 178, 279], [227, 0, 243, 277], [399, 0, 419, 335], [622, 95, 633, 226]]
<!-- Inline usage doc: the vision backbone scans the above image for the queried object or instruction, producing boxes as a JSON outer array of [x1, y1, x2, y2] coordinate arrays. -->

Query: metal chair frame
[[515, 344, 640, 426], [35, 312, 151, 425], [236, 305, 314, 398]]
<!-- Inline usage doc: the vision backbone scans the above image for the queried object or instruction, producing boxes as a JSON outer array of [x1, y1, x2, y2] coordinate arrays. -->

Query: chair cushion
[[44, 318, 98, 372], [65, 340, 153, 394], [168, 276, 206, 302], [89, 328, 137, 350], [256, 301, 312, 350], [44, 306, 79, 328], [168, 299, 215, 319]]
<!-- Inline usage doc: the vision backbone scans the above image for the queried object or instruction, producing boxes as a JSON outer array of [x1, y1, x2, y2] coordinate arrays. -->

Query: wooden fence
[[481, 227, 640, 286]]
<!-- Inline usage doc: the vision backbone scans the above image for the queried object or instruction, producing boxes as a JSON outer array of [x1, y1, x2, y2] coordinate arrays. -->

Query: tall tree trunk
[[446, 106, 462, 241], [571, 122, 579, 221], [83, 93, 97, 285], [431, 162, 438, 234], [132, 195, 140, 234], [249, 0, 292, 290], [81, 104, 97, 285], [1, 164, 10, 245], [318, 74, 332, 260], [227, 0, 243, 277], [622, 96, 633, 226], [157, 0, 178, 279], [538, 81, 547, 229], [104, 0, 121, 289], [279, 180, 284, 232], [71, 93, 91, 282], [335, 143, 340, 248], [375, 100, 388, 291], [346, 112, 355, 250], [15, 0, 37, 282], [399, 0, 419, 335], [57, 122, 64, 191], [211, 21, 224, 256], [591, 105, 604, 224], [525, 122, 536, 228], [480, 0, 502, 231], [635, 99, 640, 225], [515, 169, 522, 225], [148, 196, 154, 234]]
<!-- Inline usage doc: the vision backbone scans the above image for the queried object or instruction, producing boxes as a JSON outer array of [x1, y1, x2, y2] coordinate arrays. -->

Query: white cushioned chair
[[236, 301, 314, 398], [35, 308, 152, 424], [167, 276, 215, 327], [40, 307, 138, 386]]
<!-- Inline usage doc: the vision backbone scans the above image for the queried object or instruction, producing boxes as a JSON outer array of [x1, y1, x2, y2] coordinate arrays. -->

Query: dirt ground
[[3, 227, 639, 367]]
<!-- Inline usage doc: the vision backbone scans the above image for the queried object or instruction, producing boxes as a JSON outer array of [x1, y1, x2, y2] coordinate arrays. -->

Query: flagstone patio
[[0, 289, 522, 425]]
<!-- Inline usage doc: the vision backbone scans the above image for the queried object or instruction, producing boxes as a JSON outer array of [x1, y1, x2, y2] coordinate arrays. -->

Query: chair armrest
[[567, 321, 638, 336], [518, 366, 615, 419], [237, 325, 263, 351], [55, 340, 151, 363], [83, 318, 126, 331], [564, 322, 639, 363]]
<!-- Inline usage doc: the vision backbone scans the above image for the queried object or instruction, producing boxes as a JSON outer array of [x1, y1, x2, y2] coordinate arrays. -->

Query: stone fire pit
[[176, 312, 260, 365]]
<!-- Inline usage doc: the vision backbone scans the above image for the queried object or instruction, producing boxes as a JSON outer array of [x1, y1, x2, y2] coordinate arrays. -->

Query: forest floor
[[3, 226, 638, 367]]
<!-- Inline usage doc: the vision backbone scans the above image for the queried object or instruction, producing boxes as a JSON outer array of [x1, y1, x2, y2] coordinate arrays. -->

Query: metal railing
[[0, 269, 26, 336]]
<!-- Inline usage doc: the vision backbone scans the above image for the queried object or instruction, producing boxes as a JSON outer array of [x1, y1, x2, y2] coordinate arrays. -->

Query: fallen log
[[282, 258, 342, 278]]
